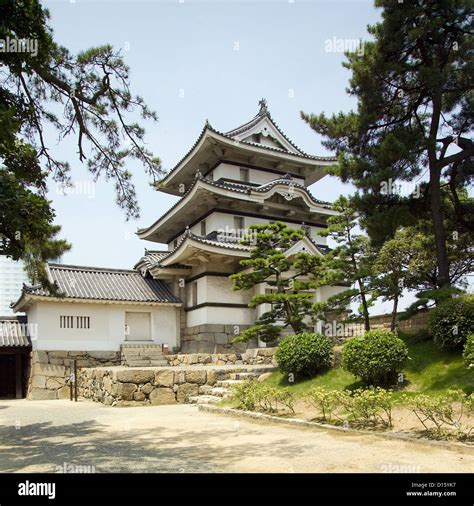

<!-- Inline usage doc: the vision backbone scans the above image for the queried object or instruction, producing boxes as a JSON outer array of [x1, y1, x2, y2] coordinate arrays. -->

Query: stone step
[[121, 343, 168, 367], [149, 360, 169, 366], [123, 352, 165, 358], [198, 385, 214, 395], [188, 395, 222, 405], [215, 379, 244, 388], [210, 387, 232, 398], [229, 372, 262, 380]]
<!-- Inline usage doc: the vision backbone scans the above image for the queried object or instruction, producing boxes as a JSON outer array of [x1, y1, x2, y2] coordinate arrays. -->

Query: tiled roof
[[159, 106, 336, 188], [142, 225, 330, 271], [185, 231, 251, 251], [137, 172, 333, 237], [225, 99, 310, 156], [134, 250, 190, 272], [0, 319, 31, 347], [19, 264, 181, 304], [134, 249, 169, 270]]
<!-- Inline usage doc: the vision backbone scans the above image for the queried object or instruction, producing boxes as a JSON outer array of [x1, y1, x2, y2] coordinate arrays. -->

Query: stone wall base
[[181, 324, 258, 353], [27, 350, 121, 400], [78, 363, 276, 407]]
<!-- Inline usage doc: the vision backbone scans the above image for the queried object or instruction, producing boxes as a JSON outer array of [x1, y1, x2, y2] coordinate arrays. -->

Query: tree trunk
[[358, 279, 371, 331], [428, 94, 450, 292], [390, 295, 399, 332], [429, 167, 450, 290]]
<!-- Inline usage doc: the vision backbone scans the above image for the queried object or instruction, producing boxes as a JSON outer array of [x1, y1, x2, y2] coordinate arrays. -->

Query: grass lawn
[[263, 336, 474, 399]]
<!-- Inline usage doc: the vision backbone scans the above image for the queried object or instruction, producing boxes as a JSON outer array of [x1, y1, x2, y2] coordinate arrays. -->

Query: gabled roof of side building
[[12, 263, 181, 312]]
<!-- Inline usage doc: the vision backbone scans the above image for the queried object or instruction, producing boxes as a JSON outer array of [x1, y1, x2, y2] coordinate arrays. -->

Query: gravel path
[[0, 399, 472, 473]]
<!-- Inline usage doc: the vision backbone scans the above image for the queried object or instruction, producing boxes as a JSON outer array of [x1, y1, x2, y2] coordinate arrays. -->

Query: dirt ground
[[0, 399, 472, 473], [280, 400, 474, 441]]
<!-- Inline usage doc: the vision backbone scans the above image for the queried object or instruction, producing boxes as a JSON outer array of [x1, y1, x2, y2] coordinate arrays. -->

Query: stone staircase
[[188, 367, 272, 405], [121, 343, 168, 367]]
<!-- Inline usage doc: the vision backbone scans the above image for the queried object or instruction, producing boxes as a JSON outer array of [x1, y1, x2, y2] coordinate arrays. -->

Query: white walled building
[[13, 100, 345, 358]]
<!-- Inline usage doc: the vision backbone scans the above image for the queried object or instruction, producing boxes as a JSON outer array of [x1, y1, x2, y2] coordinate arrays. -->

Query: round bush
[[428, 295, 474, 350], [463, 334, 474, 369], [275, 332, 333, 379], [341, 330, 409, 386]]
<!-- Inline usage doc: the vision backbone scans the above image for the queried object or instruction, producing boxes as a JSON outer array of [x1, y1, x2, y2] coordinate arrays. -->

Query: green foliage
[[1, 0, 161, 285], [229, 381, 295, 414], [230, 222, 327, 339], [317, 196, 374, 330], [463, 334, 474, 370], [342, 388, 395, 428], [275, 332, 333, 380], [341, 331, 408, 386], [428, 295, 474, 350], [406, 328, 432, 345], [304, 387, 395, 427], [303, 387, 346, 421], [402, 390, 472, 437], [302, 0, 474, 290], [229, 381, 258, 411]]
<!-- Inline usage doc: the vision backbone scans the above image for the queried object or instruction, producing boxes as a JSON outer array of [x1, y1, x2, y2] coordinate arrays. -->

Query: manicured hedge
[[275, 332, 333, 379], [428, 295, 474, 350], [342, 330, 409, 386]]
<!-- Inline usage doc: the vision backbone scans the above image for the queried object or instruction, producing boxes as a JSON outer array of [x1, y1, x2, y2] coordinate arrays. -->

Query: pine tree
[[302, 0, 473, 292], [230, 222, 326, 342], [318, 196, 375, 331]]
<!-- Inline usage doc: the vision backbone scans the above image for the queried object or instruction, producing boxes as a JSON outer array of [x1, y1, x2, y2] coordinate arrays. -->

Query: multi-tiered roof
[[136, 100, 336, 275]]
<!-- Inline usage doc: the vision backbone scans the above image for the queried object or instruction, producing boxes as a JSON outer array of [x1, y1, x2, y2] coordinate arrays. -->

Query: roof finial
[[258, 98, 269, 116]]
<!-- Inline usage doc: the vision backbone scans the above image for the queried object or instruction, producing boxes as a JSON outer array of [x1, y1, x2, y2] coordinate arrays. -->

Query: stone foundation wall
[[78, 364, 272, 407], [340, 309, 432, 337], [28, 350, 121, 400], [165, 347, 276, 367], [181, 324, 258, 353]]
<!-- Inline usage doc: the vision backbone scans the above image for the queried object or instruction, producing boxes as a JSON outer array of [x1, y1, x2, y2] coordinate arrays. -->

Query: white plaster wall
[[187, 211, 327, 245], [319, 285, 347, 301], [210, 163, 305, 186], [206, 276, 252, 304], [186, 276, 250, 307], [27, 301, 179, 351], [186, 306, 254, 327]]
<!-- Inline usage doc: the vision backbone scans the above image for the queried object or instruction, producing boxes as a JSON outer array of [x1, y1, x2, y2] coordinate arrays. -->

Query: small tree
[[319, 196, 375, 331], [230, 222, 326, 342], [371, 236, 407, 331]]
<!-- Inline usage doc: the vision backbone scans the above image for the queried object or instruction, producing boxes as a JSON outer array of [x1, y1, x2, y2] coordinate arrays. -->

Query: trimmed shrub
[[275, 332, 333, 379], [428, 295, 474, 350], [343, 388, 395, 428], [304, 387, 346, 421], [229, 381, 295, 414], [341, 330, 409, 386], [463, 334, 474, 369], [402, 390, 468, 435]]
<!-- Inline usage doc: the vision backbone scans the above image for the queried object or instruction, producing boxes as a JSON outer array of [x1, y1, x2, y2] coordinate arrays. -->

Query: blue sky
[[41, 0, 410, 313]]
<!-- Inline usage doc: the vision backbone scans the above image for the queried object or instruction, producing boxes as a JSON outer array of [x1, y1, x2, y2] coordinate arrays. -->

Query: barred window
[[76, 316, 90, 329], [60, 316, 90, 329]]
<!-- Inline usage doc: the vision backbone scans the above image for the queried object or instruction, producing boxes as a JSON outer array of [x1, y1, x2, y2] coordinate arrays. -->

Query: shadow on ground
[[0, 414, 303, 473]]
